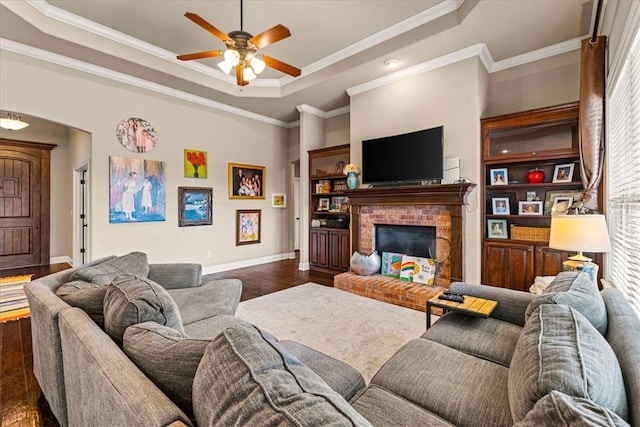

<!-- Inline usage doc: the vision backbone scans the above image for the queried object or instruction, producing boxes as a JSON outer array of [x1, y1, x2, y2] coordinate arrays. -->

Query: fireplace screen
[[375, 224, 436, 258]]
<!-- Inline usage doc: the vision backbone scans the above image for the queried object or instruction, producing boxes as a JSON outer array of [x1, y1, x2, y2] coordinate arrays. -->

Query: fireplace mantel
[[348, 183, 475, 283]]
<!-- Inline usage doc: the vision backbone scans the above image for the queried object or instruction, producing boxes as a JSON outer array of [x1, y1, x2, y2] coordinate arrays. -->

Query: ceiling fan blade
[[177, 50, 223, 61], [249, 24, 291, 49], [236, 66, 249, 86], [184, 12, 231, 42], [262, 55, 301, 77]]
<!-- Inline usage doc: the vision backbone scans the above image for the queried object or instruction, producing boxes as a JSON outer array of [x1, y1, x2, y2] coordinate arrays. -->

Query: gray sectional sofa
[[25, 252, 639, 427]]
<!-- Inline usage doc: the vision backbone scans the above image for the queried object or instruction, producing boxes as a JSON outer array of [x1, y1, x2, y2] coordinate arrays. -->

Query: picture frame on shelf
[[491, 197, 510, 215], [489, 168, 508, 185], [519, 201, 543, 215], [178, 187, 212, 227], [552, 163, 574, 183], [551, 196, 573, 215], [487, 219, 508, 239], [271, 193, 286, 208], [318, 198, 330, 211], [236, 209, 261, 245], [331, 196, 349, 212], [543, 190, 583, 215]]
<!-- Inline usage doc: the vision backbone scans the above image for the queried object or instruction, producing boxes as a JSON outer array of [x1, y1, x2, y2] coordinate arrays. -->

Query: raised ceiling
[[1, 0, 594, 124]]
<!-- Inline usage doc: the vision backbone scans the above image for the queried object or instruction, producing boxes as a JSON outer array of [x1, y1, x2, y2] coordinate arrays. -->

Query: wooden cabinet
[[308, 144, 351, 273], [480, 102, 602, 289]]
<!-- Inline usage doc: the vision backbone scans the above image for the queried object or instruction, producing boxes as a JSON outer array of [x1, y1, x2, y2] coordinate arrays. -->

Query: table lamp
[[548, 214, 612, 285]]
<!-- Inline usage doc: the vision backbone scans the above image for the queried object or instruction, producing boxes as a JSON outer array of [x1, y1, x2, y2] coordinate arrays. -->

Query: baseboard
[[50, 256, 73, 265], [202, 252, 296, 275], [298, 262, 310, 271]]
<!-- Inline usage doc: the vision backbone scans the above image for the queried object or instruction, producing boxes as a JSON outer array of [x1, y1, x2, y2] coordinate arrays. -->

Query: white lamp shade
[[250, 56, 266, 74], [243, 66, 257, 81], [223, 49, 240, 66], [549, 214, 612, 253], [217, 60, 233, 75]]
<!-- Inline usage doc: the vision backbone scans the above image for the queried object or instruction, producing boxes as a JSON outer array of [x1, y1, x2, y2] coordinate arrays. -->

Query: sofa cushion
[[70, 251, 149, 285], [167, 279, 242, 324], [192, 325, 372, 426], [525, 271, 607, 334], [55, 280, 108, 327], [103, 275, 183, 345], [514, 390, 629, 427], [509, 304, 628, 423]]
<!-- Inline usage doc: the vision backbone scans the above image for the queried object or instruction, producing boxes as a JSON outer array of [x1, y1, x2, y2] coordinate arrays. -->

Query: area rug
[[0, 274, 34, 322], [236, 283, 438, 382]]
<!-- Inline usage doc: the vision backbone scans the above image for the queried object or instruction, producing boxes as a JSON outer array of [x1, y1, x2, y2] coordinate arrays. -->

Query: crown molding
[[0, 38, 289, 127], [490, 36, 584, 72], [295, 104, 350, 120]]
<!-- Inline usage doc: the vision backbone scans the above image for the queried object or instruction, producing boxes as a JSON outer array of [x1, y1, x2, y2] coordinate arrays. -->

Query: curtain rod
[[591, 0, 604, 43]]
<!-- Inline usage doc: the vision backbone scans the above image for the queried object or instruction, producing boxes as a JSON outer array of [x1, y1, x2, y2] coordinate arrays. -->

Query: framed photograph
[[318, 198, 330, 211], [178, 187, 212, 227], [116, 117, 157, 153], [331, 196, 349, 212], [489, 168, 508, 185], [184, 149, 207, 178], [543, 190, 583, 215], [553, 163, 575, 183], [488, 219, 508, 239], [109, 156, 166, 223], [236, 210, 261, 245], [271, 193, 286, 208], [551, 196, 574, 215], [229, 163, 265, 199], [519, 201, 543, 215], [492, 197, 510, 215]]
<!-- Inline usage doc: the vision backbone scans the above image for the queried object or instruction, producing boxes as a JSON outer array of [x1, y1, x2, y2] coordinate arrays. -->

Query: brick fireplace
[[334, 184, 474, 311]]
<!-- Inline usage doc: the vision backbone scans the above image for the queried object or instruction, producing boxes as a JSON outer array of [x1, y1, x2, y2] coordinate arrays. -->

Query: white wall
[[1, 52, 290, 268], [350, 57, 487, 283], [325, 114, 350, 148]]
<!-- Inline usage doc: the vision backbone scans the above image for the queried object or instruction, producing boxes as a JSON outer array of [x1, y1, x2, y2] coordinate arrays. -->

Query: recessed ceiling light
[[384, 59, 400, 68]]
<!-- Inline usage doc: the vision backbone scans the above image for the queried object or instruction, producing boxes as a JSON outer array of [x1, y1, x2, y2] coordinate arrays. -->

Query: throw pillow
[[514, 390, 630, 427], [192, 325, 372, 427], [103, 275, 183, 345], [525, 271, 607, 334], [509, 304, 628, 423], [70, 251, 149, 285], [55, 280, 108, 327]]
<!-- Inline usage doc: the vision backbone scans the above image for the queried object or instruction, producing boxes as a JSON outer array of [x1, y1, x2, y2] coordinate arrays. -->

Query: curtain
[[578, 35, 607, 212]]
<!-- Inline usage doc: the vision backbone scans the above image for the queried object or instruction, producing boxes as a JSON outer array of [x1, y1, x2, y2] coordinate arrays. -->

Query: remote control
[[443, 290, 463, 296], [438, 293, 465, 303]]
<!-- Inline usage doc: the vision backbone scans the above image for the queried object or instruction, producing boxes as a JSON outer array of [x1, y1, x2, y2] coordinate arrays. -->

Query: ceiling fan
[[176, 0, 301, 86]]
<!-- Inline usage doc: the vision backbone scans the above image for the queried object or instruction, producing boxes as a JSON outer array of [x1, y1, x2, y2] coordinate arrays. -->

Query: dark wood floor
[[0, 256, 335, 427]]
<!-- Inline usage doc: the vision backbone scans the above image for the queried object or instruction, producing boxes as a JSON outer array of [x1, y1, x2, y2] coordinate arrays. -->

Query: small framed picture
[[551, 196, 573, 215], [488, 219, 508, 239], [490, 168, 508, 185], [519, 201, 543, 215], [552, 163, 574, 183], [318, 198, 330, 211], [543, 190, 583, 215], [236, 209, 261, 245], [271, 193, 286, 208], [178, 187, 212, 227], [492, 197, 510, 215], [331, 196, 348, 212], [526, 191, 539, 202]]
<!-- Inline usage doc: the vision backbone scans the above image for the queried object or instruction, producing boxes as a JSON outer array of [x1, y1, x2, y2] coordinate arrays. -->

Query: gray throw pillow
[[514, 390, 630, 427], [55, 280, 108, 327], [509, 304, 628, 423], [70, 251, 149, 285], [525, 271, 607, 334], [192, 325, 372, 427], [103, 275, 184, 345]]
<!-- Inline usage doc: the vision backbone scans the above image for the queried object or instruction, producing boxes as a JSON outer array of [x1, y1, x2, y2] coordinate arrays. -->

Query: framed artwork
[[491, 197, 510, 215], [488, 219, 508, 239], [551, 196, 574, 215], [236, 210, 261, 245], [519, 201, 543, 215], [229, 163, 265, 199], [271, 193, 286, 208], [331, 196, 349, 212], [109, 156, 166, 223], [178, 187, 212, 227], [543, 190, 583, 215], [318, 198, 330, 211], [116, 117, 158, 153], [489, 168, 508, 185], [184, 149, 207, 178], [553, 163, 575, 183]]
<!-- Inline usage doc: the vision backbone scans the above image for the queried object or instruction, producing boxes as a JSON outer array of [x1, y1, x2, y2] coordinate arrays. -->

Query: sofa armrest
[[448, 282, 535, 326], [148, 263, 202, 289], [58, 308, 193, 427]]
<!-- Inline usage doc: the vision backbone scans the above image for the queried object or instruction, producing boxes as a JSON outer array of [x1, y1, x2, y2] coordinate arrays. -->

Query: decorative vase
[[350, 250, 381, 276], [527, 168, 544, 183], [192, 166, 199, 178], [347, 172, 358, 189]]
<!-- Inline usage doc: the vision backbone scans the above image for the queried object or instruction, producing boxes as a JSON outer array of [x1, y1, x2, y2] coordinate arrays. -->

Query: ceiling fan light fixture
[[0, 112, 29, 130], [218, 60, 233, 75], [223, 49, 240, 66], [384, 58, 400, 68], [244, 66, 257, 81], [250, 56, 266, 74]]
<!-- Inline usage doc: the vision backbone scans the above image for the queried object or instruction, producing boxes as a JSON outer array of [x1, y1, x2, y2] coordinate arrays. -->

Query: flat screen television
[[361, 126, 444, 185]]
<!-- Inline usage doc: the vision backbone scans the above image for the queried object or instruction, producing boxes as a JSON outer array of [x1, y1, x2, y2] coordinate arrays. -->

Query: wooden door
[[309, 229, 328, 268], [329, 230, 350, 271], [483, 242, 534, 291], [535, 246, 568, 276], [0, 140, 54, 269]]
